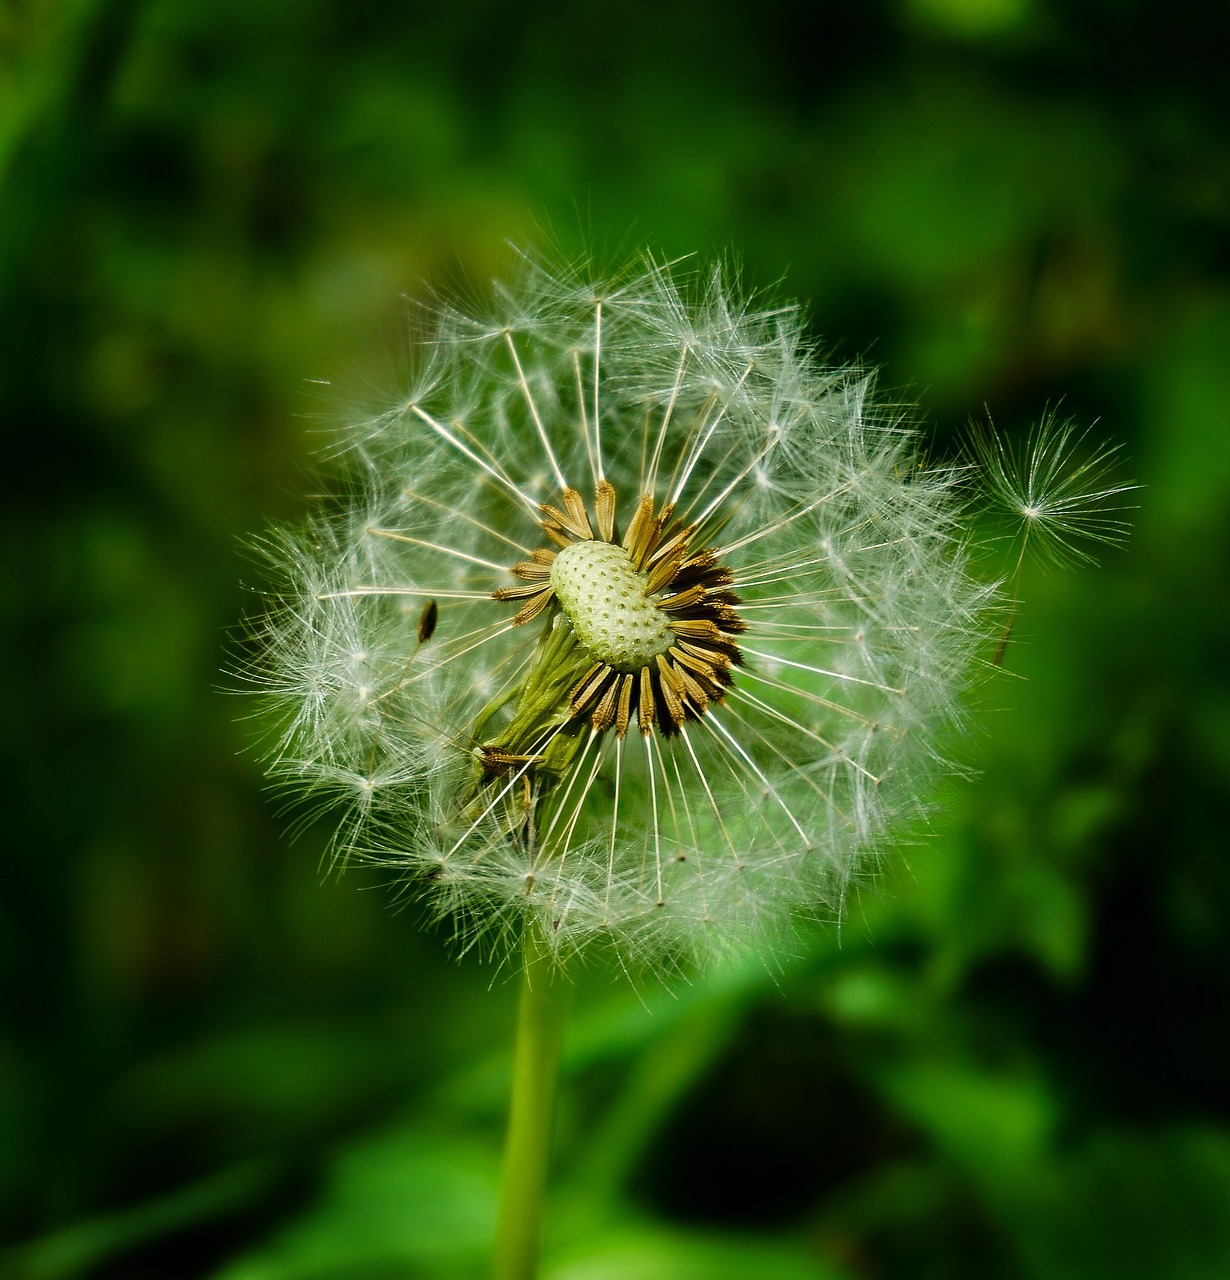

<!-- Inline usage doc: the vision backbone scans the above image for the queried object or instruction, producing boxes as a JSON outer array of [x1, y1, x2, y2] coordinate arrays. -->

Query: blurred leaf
[[873, 1058, 1055, 1187], [1139, 303, 1230, 531], [547, 1222, 849, 1280], [4, 1160, 277, 1280], [906, 0, 1035, 41], [1007, 1127, 1230, 1280], [212, 1127, 496, 1280]]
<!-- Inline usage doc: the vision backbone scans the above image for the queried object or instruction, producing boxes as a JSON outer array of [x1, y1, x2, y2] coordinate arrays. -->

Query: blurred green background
[[3, 0, 1229, 1276]]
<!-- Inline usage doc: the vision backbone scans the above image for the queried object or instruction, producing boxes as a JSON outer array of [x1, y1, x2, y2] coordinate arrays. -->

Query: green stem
[[492, 922, 569, 1280]]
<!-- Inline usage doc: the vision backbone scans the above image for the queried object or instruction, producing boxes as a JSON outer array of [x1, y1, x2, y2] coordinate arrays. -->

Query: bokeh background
[[3, 0, 1229, 1277]]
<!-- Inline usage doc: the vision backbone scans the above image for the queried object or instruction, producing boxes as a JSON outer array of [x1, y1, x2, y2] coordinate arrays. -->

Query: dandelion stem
[[493, 920, 568, 1280]]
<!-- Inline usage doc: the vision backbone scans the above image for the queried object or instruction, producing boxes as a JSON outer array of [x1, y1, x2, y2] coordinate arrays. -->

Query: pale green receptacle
[[549, 540, 672, 672]]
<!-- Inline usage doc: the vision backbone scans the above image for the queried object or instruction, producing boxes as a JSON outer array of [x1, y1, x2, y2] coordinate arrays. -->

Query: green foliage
[[3, 1, 1228, 1277]]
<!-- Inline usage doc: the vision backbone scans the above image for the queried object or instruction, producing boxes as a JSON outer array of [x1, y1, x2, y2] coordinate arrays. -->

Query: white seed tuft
[[240, 247, 1124, 974]]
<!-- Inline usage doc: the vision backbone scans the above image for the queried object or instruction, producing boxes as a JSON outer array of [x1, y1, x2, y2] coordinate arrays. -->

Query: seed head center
[[549, 540, 673, 671]]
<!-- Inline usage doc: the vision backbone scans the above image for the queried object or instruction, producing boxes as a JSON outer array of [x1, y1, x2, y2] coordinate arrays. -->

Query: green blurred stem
[[493, 921, 568, 1280]]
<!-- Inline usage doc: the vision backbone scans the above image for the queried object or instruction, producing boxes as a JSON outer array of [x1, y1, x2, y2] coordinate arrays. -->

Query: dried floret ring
[[493, 483, 744, 738]]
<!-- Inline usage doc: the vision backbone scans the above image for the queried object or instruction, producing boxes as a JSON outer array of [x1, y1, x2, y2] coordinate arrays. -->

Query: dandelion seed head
[[240, 246, 1088, 974]]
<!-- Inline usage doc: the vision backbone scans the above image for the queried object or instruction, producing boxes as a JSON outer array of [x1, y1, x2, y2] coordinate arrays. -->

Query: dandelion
[[251, 250, 994, 973], [242, 248, 1124, 1280]]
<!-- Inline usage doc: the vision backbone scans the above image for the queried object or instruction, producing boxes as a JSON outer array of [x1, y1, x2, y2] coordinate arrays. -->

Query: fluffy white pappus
[[966, 411, 1136, 571], [248, 249, 1000, 973]]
